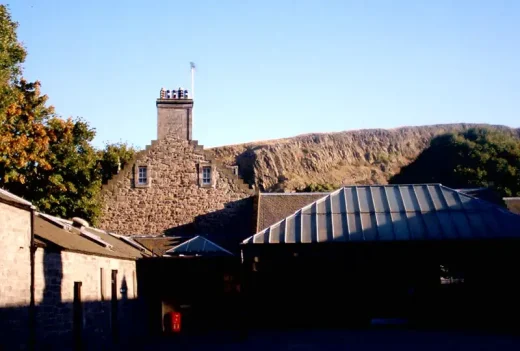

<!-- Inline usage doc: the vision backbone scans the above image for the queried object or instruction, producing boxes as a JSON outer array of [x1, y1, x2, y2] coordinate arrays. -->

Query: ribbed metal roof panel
[[165, 235, 233, 256], [243, 184, 520, 244]]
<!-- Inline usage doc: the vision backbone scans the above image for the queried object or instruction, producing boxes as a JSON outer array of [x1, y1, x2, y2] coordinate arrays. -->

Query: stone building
[[0, 189, 34, 350], [0, 188, 152, 350], [242, 185, 520, 329], [33, 214, 151, 349], [98, 88, 255, 249]]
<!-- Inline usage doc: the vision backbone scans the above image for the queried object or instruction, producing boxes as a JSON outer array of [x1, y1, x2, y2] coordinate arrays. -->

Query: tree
[[98, 142, 137, 184], [0, 4, 27, 122], [0, 5, 140, 224], [0, 80, 55, 184], [390, 128, 520, 197], [27, 118, 101, 221], [2, 114, 101, 221], [0, 5, 54, 184], [2, 112, 137, 224], [296, 183, 338, 192], [0, 5, 26, 86]]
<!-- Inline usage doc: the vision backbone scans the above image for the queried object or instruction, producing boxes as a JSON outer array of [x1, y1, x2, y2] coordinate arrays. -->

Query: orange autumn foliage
[[0, 80, 55, 182]]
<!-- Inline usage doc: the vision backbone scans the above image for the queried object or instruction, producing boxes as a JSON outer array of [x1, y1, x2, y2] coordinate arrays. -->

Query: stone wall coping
[[0, 188, 35, 210], [156, 99, 194, 105], [35, 239, 138, 262]]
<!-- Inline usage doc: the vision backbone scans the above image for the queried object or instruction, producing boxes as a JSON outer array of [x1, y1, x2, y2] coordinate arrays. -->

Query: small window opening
[[202, 166, 211, 185], [138, 166, 148, 185]]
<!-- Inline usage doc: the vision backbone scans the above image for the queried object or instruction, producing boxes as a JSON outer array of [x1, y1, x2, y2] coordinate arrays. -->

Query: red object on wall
[[172, 312, 181, 332], [164, 312, 182, 333]]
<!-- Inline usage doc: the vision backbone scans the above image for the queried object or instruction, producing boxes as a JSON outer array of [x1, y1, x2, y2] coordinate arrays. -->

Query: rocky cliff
[[209, 124, 520, 192]]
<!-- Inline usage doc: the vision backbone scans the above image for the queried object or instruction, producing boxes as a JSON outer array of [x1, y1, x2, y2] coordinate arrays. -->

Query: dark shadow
[[121, 275, 128, 301], [37, 243, 66, 349], [163, 222, 195, 237], [240, 213, 520, 333], [0, 214, 152, 350], [137, 256, 243, 339], [233, 147, 257, 188], [162, 197, 256, 254]]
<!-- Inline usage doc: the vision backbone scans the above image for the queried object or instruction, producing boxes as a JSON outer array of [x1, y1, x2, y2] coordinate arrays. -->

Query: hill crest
[[208, 123, 520, 192]]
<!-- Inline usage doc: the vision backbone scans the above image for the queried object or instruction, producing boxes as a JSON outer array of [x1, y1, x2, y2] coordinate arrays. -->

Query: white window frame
[[138, 166, 148, 185], [198, 163, 215, 188], [134, 164, 151, 188], [202, 166, 212, 185]]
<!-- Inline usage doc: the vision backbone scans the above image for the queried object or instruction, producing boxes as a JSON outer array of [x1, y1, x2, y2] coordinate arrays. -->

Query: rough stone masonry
[[98, 88, 255, 241], [0, 200, 32, 350]]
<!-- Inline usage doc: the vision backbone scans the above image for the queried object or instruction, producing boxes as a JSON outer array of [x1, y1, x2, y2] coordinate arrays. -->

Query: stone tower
[[157, 87, 193, 140]]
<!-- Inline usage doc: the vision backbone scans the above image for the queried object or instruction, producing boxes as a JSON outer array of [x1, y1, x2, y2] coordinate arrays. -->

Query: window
[[138, 166, 148, 185], [202, 166, 211, 185], [134, 164, 151, 188]]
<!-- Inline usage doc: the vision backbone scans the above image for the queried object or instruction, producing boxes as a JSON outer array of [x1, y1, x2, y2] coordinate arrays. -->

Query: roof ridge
[[165, 235, 233, 256]]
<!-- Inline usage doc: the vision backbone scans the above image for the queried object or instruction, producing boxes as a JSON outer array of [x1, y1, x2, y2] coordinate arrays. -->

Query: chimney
[[156, 86, 193, 141]]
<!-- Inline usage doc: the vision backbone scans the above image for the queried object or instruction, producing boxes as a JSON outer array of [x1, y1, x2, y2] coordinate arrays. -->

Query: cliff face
[[208, 124, 520, 192]]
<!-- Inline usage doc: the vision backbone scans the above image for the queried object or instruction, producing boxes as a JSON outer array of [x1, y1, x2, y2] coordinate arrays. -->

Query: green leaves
[[390, 128, 520, 198], [0, 5, 26, 87], [297, 183, 338, 192], [97, 142, 137, 184]]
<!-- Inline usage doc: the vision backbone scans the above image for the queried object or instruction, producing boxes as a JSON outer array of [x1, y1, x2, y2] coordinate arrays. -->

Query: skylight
[[80, 229, 113, 249]]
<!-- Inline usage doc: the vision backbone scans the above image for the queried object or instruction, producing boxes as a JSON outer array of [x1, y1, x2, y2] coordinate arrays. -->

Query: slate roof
[[256, 193, 329, 232], [0, 188, 150, 259], [164, 235, 233, 257], [0, 188, 34, 208], [134, 236, 185, 256], [456, 187, 504, 206], [34, 214, 150, 260], [243, 184, 520, 244]]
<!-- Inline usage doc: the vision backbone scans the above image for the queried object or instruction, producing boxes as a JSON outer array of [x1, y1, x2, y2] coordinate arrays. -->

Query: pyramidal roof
[[243, 184, 520, 244], [165, 235, 233, 256]]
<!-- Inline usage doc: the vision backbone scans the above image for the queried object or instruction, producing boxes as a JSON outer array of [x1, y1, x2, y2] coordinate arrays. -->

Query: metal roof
[[165, 235, 234, 256], [256, 192, 328, 233], [243, 184, 520, 244]]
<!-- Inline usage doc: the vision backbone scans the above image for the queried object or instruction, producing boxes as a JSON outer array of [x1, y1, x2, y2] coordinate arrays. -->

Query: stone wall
[[34, 248, 141, 349], [0, 201, 31, 350], [505, 198, 520, 215], [98, 137, 255, 247], [157, 100, 192, 141]]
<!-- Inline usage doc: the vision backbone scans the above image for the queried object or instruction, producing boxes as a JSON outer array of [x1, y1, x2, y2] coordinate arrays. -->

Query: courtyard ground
[[124, 328, 520, 351]]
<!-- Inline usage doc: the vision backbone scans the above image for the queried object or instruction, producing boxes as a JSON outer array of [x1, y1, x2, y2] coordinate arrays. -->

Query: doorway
[[73, 281, 83, 350], [111, 270, 118, 340]]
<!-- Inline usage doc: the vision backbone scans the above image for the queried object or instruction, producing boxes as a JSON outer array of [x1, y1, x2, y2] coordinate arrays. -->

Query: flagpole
[[190, 62, 196, 100]]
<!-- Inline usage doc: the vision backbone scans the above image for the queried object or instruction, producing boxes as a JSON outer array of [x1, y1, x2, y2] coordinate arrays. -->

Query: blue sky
[[10, 0, 520, 149]]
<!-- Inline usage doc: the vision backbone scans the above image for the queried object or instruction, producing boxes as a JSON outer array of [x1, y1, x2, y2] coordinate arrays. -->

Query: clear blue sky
[[10, 0, 520, 149]]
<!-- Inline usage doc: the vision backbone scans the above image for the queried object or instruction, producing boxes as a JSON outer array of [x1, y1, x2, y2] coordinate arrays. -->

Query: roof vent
[[72, 217, 89, 228]]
